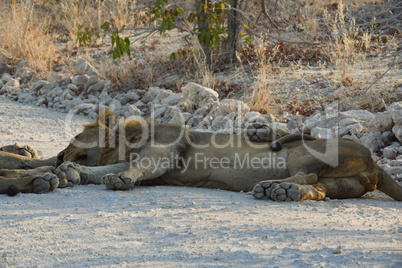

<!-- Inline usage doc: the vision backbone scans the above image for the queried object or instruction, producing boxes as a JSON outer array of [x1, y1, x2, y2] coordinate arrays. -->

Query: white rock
[[88, 111, 98, 119], [71, 58, 100, 76], [36, 97, 46, 106], [23, 94, 36, 103], [245, 111, 261, 121], [341, 110, 374, 122], [14, 67, 36, 83], [102, 80, 111, 91], [368, 111, 393, 132], [339, 118, 359, 127], [268, 122, 288, 132], [125, 91, 141, 102], [349, 123, 365, 136], [383, 166, 402, 176], [208, 99, 249, 118], [70, 97, 83, 107], [110, 99, 122, 111], [388, 102, 402, 124], [1, 73, 13, 83], [0, 80, 4, 89], [127, 105, 141, 116], [169, 112, 191, 125], [47, 73, 70, 85], [382, 131, 396, 145], [5, 78, 20, 87], [390, 159, 402, 166], [47, 74, 63, 84], [339, 127, 349, 136], [287, 115, 303, 131], [143, 87, 172, 104], [87, 81, 104, 93], [392, 125, 402, 143], [304, 109, 374, 131], [72, 74, 90, 87], [152, 106, 167, 119], [181, 82, 219, 110], [29, 80, 48, 92], [212, 116, 233, 131], [193, 107, 208, 118], [311, 127, 336, 139], [2, 86, 21, 95], [387, 102, 402, 142], [342, 134, 360, 143], [359, 132, 384, 153], [71, 58, 88, 74], [67, 83, 78, 91], [99, 91, 112, 105], [48, 87, 64, 98], [134, 100, 146, 108], [161, 93, 183, 106], [383, 147, 397, 159], [39, 82, 59, 96], [84, 75, 99, 90]]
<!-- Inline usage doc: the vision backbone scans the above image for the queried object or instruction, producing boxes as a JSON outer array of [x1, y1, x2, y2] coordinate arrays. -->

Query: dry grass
[[0, 0, 149, 72], [0, 1, 57, 72], [0, 0, 400, 116]]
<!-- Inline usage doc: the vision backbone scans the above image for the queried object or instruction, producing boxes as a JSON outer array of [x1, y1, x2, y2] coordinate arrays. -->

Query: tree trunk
[[195, 0, 212, 67], [227, 0, 240, 64]]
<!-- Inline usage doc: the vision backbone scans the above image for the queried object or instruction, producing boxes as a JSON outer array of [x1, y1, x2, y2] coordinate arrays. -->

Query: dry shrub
[[0, 0, 148, 72], [0, 1, 56, 72]]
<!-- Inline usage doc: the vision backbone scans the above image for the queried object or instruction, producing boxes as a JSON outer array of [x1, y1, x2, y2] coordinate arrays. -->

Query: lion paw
[[0, 142, 38, 158], [32, 172, 59, 193], [246, 123, 271, 142], [102, 174, 135, 190], [55, 162, 81, 188], [252, 180, 280, 199], [253, 181, 301, 201], [270, 183, 301, 201]]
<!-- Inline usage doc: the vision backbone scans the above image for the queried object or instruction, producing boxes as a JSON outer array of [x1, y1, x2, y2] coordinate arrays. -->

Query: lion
[[0, 109, 401, 202]]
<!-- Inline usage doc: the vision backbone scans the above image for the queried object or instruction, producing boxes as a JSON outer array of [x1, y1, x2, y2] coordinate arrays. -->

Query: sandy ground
[[0, 99, 401, 268]]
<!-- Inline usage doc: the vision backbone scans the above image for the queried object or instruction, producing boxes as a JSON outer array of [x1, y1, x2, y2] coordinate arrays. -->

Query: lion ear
[[97, 109, 117, 128], [83, 109, 117, 130]]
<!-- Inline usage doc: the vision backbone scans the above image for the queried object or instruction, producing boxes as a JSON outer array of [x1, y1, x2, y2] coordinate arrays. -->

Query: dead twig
[[364, 50, 400, 93]]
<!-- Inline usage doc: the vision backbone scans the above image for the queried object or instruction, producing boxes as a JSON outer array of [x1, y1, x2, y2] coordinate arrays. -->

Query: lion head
[[57, 109, 147, 167]]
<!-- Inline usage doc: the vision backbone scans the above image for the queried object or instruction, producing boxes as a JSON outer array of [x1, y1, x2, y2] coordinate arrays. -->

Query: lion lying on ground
[[0, 109, 401, 201]]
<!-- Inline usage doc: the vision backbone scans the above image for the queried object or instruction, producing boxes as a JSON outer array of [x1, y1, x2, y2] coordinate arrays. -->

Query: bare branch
[[364, 50, 401, 94], [255, 0, 280, 30], [224, 4, 321, 46]]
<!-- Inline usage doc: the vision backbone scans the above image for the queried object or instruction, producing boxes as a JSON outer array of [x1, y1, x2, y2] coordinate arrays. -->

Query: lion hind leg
[[270, 182, 326, 201], [357, 172, 378, 191], [255, 177, 371, 202]]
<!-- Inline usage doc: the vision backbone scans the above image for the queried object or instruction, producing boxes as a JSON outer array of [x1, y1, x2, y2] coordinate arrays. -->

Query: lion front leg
[[55, 162, 130, 188], [102, 145, 175, 191], [102, 165, 168, 191]]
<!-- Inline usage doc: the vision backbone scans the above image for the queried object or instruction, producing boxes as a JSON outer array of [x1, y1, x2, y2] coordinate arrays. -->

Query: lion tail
[[377, 167, 402, 201]]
